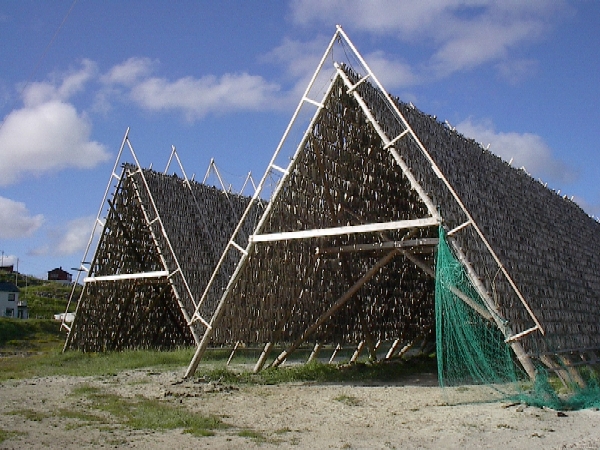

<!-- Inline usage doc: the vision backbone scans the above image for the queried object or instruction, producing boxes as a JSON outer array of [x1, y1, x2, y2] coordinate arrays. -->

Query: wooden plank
[[317, 238, 438, 255], [227, 341, 240, 366], [84, 270, 168, 283], [385, 339, 401, 360], [307, 343, 321, 363], [250, 217, 439, 243], [329, 344, 341, 364], [350, 341, 365, 363], [253, 342, 273, 373], [270, 249, 400, 368]]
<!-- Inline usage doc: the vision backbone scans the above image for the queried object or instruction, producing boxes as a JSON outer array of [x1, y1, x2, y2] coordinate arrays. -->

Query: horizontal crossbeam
[[83, 270, 169, 283], [316, 238, 439, 254], [250, 217, 439, 243]]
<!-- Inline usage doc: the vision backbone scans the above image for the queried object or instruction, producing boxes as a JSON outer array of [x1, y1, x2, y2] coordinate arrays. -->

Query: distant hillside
[[0, 318, 64, 353], [0, 272, 80, 319]]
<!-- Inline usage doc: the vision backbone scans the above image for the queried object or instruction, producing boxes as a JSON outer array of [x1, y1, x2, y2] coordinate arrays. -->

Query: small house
[[0, 282, 27, 319], [48, 267, 72, 284]]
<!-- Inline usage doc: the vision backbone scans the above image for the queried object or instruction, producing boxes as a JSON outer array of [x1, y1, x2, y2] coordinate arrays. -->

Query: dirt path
[[1, 368, 599, 449]]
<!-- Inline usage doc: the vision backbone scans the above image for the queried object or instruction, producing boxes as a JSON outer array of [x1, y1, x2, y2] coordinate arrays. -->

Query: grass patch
[[0, 331, 437, 387], [58, 408, 110, 429], [333, 394, 362, 406], [238, 429, 269, 443], [196, 357, 437, 385], [77, 387, 229, 436], [6, 409, 50, 422], [0, 346, 195, 381], [0, 319, 63, 351], [0, 428, 24, 443]]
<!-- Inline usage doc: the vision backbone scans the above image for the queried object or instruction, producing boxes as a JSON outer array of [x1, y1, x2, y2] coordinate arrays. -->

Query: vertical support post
[[385, 339, 401, 360], [398, 338, 418, 359], [227, 341, 240, 366], [329, 344, 341, 364], [253, 342, 273, 373], [451, 242, 537, 381], [350, 341, 365, 363], [307, 343, 321, 363], [557, 355, 586, 388]]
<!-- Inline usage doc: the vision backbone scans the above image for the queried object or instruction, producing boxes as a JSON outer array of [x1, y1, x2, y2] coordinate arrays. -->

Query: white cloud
[[22, 59, 97, 107], [0, 101, 110, 185], [0, 196, 44, 239], [0, 254, 18, 267], [101, 57, 156, 86], [262, 36, 330, 80], [55, 215, 95, 256], [0, 60, 110, 185], [291, 0, 444, 36], [363, 51, 418, 89], [129, 73, 281, 120], [98, 58, 285, 118], [456, 118, 578, 184], [290, 0, 569, 78]]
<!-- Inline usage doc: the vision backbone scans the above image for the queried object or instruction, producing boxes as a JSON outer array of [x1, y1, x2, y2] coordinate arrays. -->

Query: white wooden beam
[[250, 217, 439, 243], [84, 270, 169, 283]]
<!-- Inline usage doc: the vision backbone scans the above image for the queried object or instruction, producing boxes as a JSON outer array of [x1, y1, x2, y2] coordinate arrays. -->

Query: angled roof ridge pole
[[184, 26, 537, 379], [123, 138, 211, 333], [187, 28, 342, 322], [239, 171, 257, 196], [64, 128, 133, 347], [334, 25, 543, 338], [202, 158, 230, 193], [64, 129, 208, 351], [164, 146, 225, 258], [184, 29, 344, 377]]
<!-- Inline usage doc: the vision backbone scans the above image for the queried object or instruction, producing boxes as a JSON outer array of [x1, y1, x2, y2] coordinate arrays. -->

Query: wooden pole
[[227, 341, 240, 366], [270, 250, 399, 368], [329, 344, 341, 364], [253, 342, 273, 373], [307, 343, 321, 363], [385, 339, 401, 360], [350, 341, 365, 363]]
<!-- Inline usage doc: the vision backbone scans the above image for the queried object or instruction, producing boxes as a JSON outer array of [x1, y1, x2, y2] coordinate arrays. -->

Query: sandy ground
[[1, 367, 599, 449]]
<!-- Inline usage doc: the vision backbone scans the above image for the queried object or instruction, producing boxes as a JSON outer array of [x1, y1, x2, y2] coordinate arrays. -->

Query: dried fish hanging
[[63, 132, 258, 352], [187, 26, 600, 386], [186, 28, 444, 377]]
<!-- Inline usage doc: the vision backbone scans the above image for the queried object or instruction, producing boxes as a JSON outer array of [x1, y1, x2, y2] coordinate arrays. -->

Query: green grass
[[0, 345, 195, 381], [0, 322, 437, 386], [0, 428, 23, 444], [6, 409, 50, 422], [0, 319, 63, 350], [73, 386, 228, 436], [196, 357, 437, 385], [333, 394, 362, 406], [0, 334, 437, 384], [237, 429, 270, 443]]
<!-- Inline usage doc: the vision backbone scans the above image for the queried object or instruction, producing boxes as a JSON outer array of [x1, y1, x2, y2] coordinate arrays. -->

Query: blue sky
[[1, 1, 599, 279]]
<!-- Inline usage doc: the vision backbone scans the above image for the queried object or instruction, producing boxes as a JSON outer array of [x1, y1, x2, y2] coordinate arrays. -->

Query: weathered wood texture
[[66, 165, 256, 351], [211, 73, 438, 347], [341, 66, 600, 356], [69, 64, 600, 361]]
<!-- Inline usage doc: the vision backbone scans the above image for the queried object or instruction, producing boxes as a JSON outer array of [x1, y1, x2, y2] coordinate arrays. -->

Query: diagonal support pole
[[269, 249, 400, 368]]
